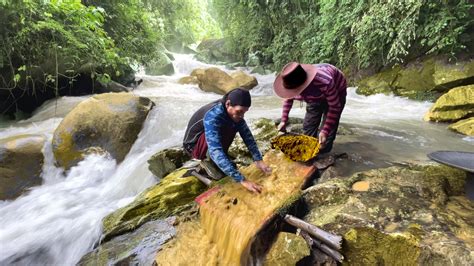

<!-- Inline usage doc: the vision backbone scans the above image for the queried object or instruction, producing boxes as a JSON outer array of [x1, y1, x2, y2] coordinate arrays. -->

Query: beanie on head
[[226, 88, 251, 107]]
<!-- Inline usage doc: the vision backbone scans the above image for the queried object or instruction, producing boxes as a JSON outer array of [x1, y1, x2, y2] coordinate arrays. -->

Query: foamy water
[[0, 54, 472, 265]]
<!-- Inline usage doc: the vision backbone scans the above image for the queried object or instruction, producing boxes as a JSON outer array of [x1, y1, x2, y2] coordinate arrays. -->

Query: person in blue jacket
[[183, 88, 272, 193]]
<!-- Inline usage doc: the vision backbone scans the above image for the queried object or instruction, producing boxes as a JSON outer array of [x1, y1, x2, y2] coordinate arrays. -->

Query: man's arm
[[237, 120, 262, 162], [238, 121, 272, 175], [204, 107, 245, 182], [279, 98, 294, 131]]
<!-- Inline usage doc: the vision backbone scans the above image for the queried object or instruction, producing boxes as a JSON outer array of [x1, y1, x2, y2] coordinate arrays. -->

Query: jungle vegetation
[[1, 0, 473, 115], [209, 0, 473, 71]]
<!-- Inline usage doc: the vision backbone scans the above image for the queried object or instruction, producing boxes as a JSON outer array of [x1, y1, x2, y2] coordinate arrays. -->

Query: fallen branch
[[284, 214, 342, 250], [190, 170, 212, 186], [299, 230, 343, 263], [300, 230, 337, 265]]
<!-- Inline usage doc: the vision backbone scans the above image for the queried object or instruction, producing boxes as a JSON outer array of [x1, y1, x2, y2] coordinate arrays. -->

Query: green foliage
[[209, 0, 474, 71], [0, 0, 221, 114]]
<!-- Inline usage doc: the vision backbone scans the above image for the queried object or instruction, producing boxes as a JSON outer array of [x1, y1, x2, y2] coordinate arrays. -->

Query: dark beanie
[[226, 88, 251, 107]]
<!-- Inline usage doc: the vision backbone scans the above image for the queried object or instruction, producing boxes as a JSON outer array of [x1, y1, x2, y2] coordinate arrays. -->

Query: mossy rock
[[229, 118, 279, 165], [101, 169, 207, 242], [356, 57, 474, 101], [230, 70, 258, 90], [433, 59, 474, 90], [343, 227, 421, 265], [356, 66, 400, 96], [0, 134, 45, 200], [303, 164, 473, 265], [424, 85, 474, 122], [448, 117, 474, 136], [264, 232, 310, 266], [147, 147, 190, 180], [190, 67, 239, 95], [52, 92, 154, 170], [145, 52, 174, 76], [78, 218, 176, 266]]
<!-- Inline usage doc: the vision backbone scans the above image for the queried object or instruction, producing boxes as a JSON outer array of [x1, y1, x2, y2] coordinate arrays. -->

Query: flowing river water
[[0, 54, 472, 265]]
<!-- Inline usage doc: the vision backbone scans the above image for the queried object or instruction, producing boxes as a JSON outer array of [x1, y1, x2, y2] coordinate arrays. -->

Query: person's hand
[[240, 180, 262, 193], [319, 132, 327, 148], [255, 160, 272, 175], [277, 121, 287, 132]]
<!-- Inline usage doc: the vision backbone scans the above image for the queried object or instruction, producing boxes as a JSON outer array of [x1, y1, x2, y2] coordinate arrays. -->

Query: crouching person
[[183, 88, 272, 193]]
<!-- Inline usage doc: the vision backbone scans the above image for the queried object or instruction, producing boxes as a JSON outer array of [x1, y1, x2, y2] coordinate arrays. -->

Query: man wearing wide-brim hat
[[273, 62, 347, 154]]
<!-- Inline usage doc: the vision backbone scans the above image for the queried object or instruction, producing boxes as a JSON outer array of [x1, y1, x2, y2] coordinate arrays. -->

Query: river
[[0, 54, 472, 265]]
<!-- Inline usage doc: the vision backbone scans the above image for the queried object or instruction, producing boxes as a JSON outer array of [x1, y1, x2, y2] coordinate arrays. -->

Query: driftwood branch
[[190, 170, 212, 186], [284, 214, 342, 251], [299, 230, 343, 262], [300, 230, 338, 265]]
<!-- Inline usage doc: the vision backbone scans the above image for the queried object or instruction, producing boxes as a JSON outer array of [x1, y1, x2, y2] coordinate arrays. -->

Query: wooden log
[[190, 170, 212, 186], [300, 230, 344, 263], [284, 214, 342, 250]]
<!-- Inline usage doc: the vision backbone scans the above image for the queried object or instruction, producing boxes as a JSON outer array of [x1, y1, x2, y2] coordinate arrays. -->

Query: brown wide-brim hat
[[273, 62, 317, 99]]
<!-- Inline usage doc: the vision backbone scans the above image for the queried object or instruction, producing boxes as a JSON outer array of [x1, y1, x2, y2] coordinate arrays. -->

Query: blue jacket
[[204, 102, 262, 182]]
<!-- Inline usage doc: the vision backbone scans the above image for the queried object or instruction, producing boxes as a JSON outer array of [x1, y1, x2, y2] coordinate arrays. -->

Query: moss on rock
[[424, 85, 474, 122], [343, 227, 420, 265], [101, 168, 207, 241], [0, 134, 45, 200], [448, 117, 474, 136], [52, 92, 154, 169], [303, 164, 472, 264]]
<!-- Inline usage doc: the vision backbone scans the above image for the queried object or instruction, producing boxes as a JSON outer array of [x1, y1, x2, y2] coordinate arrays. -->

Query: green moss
[[356, 66, 400, 96], [343, 227, 420, 265], [419, 164, 466, 196], [102, 169, 207, 241], [449, 117, 474, 136]]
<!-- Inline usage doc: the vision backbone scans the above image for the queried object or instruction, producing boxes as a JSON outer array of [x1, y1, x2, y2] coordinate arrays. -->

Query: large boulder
[[145, 52, 174, 76], [303, 164, 473, 265], [147, 147, 191, 180], [52, 92, 154, 170], [424, 85, 474, 122], [448, 117, 474, 136], [229, 118, 279, 165], [356, 57, 474, 101], [184, 68, 258, 94], [230, 71, 258, 90], [101, 169, 207, 242], [0, 134, 45, 200], [264, 232, 310, 265], [191, 67, 239, 94], [195, 38, 237, 63], [78, 218, 176, 266]]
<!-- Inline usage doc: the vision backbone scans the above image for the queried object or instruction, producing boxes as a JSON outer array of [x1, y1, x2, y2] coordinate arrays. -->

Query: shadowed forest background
[[1, 0, 473, 116]]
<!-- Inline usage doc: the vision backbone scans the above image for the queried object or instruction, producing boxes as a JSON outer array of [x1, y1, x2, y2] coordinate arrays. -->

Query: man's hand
[[318, 132, 327, 148], [241, 180, 262, 193], [255, 160, 272, 175], [277, 121, 287, 132]]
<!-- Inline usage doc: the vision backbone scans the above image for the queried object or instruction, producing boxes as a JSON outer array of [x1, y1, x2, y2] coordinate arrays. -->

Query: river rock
[[185, 67, 258, 94], [78, 218, 176, 266], [303, 164, 473, 265], [145, 52, 174, 76], [424, 85, 474, 122], [230, 70, 258, 90], [195, 38, 237, 63], [356, 57, 474, 101], [52, 92, 154, 170], [448, 117, 474, 136], [147, 147, 190, 180], [101, 169, 207, 242], [264, 232, 310, 265], [0, 134, 45, 200], [191, 67, 239, 94], [229, 118, 279, 165]]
